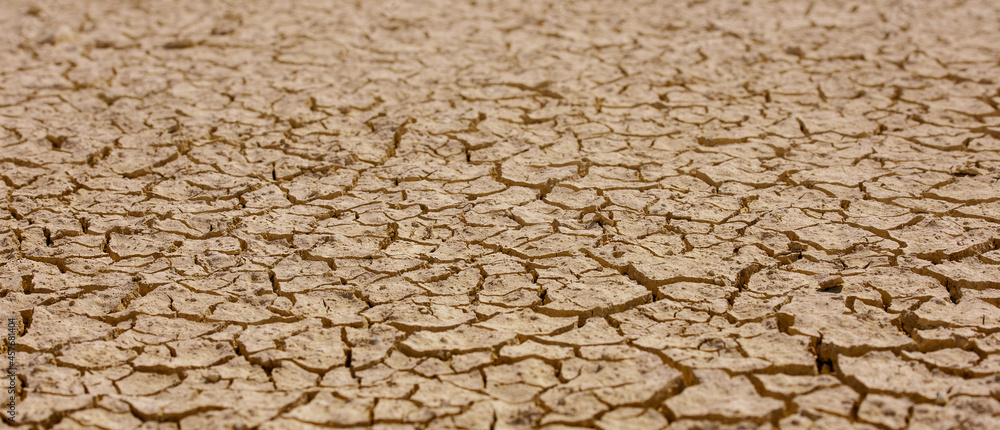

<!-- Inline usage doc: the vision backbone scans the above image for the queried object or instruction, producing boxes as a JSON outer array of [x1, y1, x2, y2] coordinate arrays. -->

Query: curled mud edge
[[2, 0, 1000, 428]]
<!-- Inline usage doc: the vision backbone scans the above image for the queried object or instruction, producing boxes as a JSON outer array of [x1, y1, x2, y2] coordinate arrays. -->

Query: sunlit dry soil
[[2, 0, 1000, 428]]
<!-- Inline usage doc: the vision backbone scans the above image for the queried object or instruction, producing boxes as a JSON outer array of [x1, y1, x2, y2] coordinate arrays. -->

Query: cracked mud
[[2, 0, 1000, 429]]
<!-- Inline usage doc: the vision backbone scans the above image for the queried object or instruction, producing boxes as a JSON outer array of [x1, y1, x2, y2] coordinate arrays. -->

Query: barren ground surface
[[2, 0, 1000, 428]]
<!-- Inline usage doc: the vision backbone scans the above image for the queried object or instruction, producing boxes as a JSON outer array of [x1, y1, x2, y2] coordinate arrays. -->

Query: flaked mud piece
[[664, 370, 785, 423]]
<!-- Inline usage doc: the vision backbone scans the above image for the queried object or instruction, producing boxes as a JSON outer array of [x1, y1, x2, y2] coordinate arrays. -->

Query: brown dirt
[[2, 0, 1000, 428]]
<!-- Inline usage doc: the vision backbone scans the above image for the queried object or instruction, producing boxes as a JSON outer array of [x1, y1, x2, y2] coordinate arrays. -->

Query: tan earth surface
[[2, 0, 1000, 428]]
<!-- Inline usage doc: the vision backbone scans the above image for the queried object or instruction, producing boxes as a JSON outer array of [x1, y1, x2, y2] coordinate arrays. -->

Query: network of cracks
[[2, 0, 1000, 429]]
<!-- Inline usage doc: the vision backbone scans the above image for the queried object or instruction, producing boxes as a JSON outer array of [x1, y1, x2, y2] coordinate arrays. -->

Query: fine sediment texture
[[2, 0, 1000, 428]]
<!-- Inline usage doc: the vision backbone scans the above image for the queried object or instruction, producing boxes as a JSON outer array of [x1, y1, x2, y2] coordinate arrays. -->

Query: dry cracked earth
[[1, 0, 1000, 429]]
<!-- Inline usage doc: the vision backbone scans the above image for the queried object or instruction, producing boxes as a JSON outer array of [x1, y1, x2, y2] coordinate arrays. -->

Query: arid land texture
[[2, 0, 1000, 429]]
